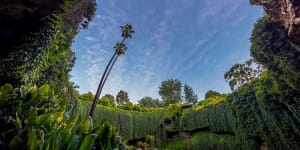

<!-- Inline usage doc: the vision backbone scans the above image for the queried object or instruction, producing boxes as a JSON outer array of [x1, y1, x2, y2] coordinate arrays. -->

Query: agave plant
[[89, 24, 134, 118]]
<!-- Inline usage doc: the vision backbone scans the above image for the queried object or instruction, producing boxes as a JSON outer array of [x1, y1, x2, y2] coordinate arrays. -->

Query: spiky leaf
[[79, 134, 98, 150], [27, 130, 37, 150], [80, 118, 91, 134]]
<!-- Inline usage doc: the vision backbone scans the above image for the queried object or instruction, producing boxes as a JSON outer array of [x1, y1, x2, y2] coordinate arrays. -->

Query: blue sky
[[70, 0, 263, 103]]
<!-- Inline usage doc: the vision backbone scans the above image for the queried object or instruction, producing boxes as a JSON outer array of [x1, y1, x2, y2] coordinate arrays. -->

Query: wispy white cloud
[[85, 36, 97, 41], [72, 0, 263, 102]]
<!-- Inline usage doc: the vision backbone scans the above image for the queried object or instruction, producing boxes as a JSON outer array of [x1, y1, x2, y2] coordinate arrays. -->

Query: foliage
[[165, 133, 238, 150], [145, 134, 155, 147], [159, 79, 182, 106], [224, 59, 264, 91], [99, 96, 116, 107], [132, 104, 143, 111], [204, 90, 221, 99], [167, 103, 183, 112], [116, 90, 130, 105], [79, 92, 94, 101], [124, 101, 134, 110], [164, 136, 186, 150], [42, 117, 124, 150], [0, 84, 125, 149], [138, 96, 163, 108], [183, 84, 198, 104], [102, 94, 115, 106], [0, 84, 65, 149], [189, 133, 237, 150], [134, 135, 155, 149], [195, 95, 227, 110], [237, 17, 300, 149], [227, 72, 300, 150], [120, 24, 135, 39], [98, 97, 110, 106], [167, 103, 183, 129]]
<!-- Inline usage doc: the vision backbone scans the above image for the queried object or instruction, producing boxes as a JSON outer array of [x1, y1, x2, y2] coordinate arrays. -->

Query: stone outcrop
[[250, 0, 300, 43]]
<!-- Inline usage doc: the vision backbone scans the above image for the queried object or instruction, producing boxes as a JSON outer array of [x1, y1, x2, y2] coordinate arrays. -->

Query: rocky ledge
[[251, 0, 300, 43]]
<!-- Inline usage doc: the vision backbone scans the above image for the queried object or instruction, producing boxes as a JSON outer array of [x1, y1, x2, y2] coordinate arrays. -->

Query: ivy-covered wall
[[177, 73, 299, 149], [180, 103, 233, 134], [0, 0, 96, 93], [227, 73, 300, 150], [75, 99, 170, 141]]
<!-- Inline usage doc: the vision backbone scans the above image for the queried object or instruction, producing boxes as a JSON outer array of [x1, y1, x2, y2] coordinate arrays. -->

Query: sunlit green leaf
[[79, 134, 98, 150], [1, 84, 13, 95], [38, 84, 49, 96]]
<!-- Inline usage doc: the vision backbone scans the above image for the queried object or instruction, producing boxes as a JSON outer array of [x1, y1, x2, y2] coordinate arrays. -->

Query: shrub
[[195, 95, 226, 110], [98, 97, 110, 106], [124, 101, 134, 110]]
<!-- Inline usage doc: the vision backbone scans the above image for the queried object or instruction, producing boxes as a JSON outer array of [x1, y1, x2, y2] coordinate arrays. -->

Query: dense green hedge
[[189, 133, 237, 150], [180, 103, 233, 133], [165, 133, 237, 150], [75, 99, 170, 140]]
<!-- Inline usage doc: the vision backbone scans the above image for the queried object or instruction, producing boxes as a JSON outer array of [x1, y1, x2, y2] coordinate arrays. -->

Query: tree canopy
[[102, 94, 115, 105], [159, 79, 182, 106], [99, 94, 116, 107], [138, 97, 162, 108], [224, 59, 263, 91], [204, 90, 221, 99], [116, 90, 130, 105], [79, 92, 94, 101], [183, 84, 198, 104]]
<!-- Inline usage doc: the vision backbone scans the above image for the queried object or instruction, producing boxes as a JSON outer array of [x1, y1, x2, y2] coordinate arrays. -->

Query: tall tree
[[183, 84, 198, 104], [224, 59, 264, 91], [159, 79, 182, 106], [116, 90, 130, 105], [89, 24, 134, 117]]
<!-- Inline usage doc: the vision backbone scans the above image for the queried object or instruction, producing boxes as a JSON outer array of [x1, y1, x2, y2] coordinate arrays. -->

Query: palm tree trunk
[[98, 55, 119, 100], [89, 38, 126, 118], [89, 52, 117, 117]]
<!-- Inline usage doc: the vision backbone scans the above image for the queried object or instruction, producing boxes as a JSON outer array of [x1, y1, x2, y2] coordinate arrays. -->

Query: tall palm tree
[[89, 24, 134, 118]]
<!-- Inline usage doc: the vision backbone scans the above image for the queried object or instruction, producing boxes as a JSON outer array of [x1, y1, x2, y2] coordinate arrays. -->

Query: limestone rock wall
[[251, 0, 300, 43]]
